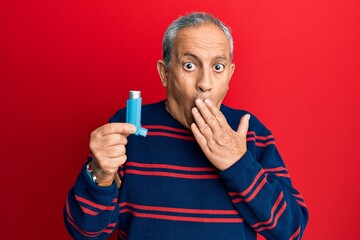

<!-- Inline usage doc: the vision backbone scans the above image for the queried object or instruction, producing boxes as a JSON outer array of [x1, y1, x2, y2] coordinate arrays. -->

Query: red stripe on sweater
[[80, 206, 99, 216], [251, 192, 284, 228], [289, 226, 301, 240], [274, 173, 291, 178], [126, 162, 216, 172], [65, 198, 115, 237], [66, 216, 104, 237], [294, 193, 307, 208], [75, 195, 115, 211], [293, 193, 305, 202], [119, 230, 128, 236], [231, 198, 243, 204], [118, 230, 127, 240], [293, 193, 302, 198], [264, 168, 290, 178], [119, 202, 239, 215], [120, 209, 243, 223], [247, 131, 274, 140], [256, 202, 287, 232], [264, 167, 287, 173], [146, 128, 275, 144], [228, 171, 267, 203], [119, 233, 126, 240], [144, 125, 191, 134], [119, 168, 124, 178], [65, 198, 75, 222], [66, 199, 98, 236], [244, 177, 267, 202], [147, 132, 195, 141], [296, 200, 307, 208], [240, 169, 265, 196], [126, 169, 219, 179], [66, 199, 97, 237], [254, 141, 276, 147]]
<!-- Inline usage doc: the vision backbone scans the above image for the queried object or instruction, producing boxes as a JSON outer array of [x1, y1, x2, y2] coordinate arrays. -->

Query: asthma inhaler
[[126, 90, 147, 137]]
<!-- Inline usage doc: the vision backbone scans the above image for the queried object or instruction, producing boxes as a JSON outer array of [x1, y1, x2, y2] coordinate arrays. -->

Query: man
[[64, 12, 308, 239]]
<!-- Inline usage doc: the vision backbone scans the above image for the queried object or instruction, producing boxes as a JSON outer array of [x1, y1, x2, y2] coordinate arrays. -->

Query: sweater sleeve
[[64, 109, 126, 239], [64, 158, 120, 239], [219, 128, 309, 240]]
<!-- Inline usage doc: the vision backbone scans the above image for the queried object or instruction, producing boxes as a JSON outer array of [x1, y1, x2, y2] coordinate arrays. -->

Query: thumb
[[237, 114, 251, 137]]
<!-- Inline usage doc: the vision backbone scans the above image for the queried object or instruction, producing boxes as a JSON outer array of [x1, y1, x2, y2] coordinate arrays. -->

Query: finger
[[102, 134, 128, 147], [194, 99, 220, 130], [237, 114, 251, 137], [192, 107, 213, 140], [191, 123, 208, 149], [99, 155, 127, 170], [105, 145, 126, 158], [96, 123, 136, 137], [203, 99, 228, 128], [110, 155, 127, 166]]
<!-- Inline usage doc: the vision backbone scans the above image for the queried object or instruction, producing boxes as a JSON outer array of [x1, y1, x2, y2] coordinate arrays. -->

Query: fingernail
[[204, 99, 211, 104]]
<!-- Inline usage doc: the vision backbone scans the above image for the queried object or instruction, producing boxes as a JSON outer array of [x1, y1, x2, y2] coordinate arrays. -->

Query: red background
[[1, 0, 359, 239]]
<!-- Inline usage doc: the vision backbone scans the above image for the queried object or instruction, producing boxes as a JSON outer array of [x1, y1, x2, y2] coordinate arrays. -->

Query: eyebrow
[[179, 53, 229, 62], [213, 54, 229, 61], [180, 53, 199, 61]]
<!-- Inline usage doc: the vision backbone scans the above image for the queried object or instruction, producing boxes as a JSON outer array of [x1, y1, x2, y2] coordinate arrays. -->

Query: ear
[[229, 63, 235, 80], [157, 60, 168, 87], [226, 63, 235, 91]]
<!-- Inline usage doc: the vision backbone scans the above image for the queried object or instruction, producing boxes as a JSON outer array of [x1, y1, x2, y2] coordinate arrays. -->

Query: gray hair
[[162, 12, 234, 68]]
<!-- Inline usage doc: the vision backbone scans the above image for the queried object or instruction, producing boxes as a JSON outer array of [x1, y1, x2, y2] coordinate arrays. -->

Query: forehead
[[172, 24, 230, 59]]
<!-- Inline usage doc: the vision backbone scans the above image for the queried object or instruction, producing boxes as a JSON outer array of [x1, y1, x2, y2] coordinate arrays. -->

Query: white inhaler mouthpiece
[[126, 90, 147, 137]]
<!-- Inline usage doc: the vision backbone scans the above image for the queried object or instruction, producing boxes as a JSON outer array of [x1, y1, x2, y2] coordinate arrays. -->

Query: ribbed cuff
[[219, 151, 256, 180], [80, 161, 118, 197]]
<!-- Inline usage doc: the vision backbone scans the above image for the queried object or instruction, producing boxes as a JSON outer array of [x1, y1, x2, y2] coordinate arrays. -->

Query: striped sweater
[[64, 100, 309, 239]]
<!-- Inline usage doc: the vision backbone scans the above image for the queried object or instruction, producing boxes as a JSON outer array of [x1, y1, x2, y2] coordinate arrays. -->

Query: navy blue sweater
[[64, 100, 308, 239]]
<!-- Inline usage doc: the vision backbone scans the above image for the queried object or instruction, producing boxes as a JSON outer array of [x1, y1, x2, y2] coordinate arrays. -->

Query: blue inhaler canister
[[126, 90, 147, 137]]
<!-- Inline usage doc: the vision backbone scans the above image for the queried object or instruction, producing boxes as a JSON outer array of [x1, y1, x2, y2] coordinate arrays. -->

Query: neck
[[165, 100, 192, 129]]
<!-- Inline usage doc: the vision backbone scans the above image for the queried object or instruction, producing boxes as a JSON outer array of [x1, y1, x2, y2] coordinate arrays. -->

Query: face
[[157, 23, 235, 129]]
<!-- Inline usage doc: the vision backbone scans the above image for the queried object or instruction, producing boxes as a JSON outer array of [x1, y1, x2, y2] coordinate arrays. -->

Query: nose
[[196, 69, 212, 93]]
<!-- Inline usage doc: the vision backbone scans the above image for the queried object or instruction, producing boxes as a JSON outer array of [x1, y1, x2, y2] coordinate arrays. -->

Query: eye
[[183, 62, 196, 71], [213, 63, 225, 72]]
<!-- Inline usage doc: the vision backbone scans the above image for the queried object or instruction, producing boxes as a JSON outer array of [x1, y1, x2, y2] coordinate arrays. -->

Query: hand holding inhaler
[[88, 90, 146, 185]]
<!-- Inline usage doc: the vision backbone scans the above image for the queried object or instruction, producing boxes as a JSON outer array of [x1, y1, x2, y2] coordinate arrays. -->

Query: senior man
[[65, 12, 308, 239]]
